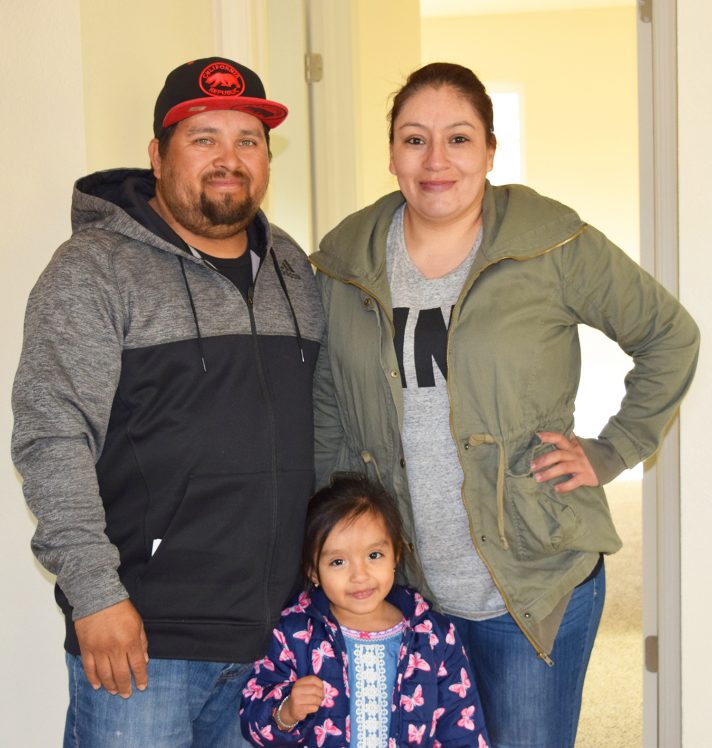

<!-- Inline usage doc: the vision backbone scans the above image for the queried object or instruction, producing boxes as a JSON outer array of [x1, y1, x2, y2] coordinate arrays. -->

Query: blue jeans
[[450, 561, 605, 748], [64, 654, 252, 747]]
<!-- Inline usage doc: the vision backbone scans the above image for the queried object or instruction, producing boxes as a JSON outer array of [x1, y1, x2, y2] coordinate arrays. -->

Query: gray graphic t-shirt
[[387, 206, 506, 620]]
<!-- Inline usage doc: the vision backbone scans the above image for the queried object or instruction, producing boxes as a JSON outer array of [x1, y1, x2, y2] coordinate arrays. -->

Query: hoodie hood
[[72, 168, 193, 256]]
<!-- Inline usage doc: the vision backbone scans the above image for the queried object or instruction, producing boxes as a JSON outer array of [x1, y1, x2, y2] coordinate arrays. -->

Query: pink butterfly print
[[247, 724, 265, 746], [389, 739, 397, 748], [437, 662, 447, 677], [274, 630, 297, 667], [414, 620, 440, 649], [479, 735, 489, 747], [408, 723, 426, 745], [345, 716, 351, 743], [320, 680, 339, 708], [265, 683, 284, 701], [242, 678, 263, 701], [400, 684, 425, 712], [314, 718, 342, 747], [259, 724, 275, 742], [448, 668, 471, 698], [293, 619, 313, 645], [445, 623, 457, 645], [311, 640, 335, 674], [405, 652, 431, 679], [430, 707, 445, 737], [282, 591, 311, 615], [413, 592, 429, 617], [254, 656, 275, 674], [433, 742, 442, 748], [457, 705, 476, 731]]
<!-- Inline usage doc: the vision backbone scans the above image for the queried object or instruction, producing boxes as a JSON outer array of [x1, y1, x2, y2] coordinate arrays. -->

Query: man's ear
[[148, 139, 162, 179]]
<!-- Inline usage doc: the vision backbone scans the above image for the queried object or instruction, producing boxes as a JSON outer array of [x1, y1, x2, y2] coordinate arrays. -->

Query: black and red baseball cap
[[153, 57, 288, 137]]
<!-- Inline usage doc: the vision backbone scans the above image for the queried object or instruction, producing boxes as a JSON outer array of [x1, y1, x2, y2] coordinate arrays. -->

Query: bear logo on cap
[[199, 61, 245, 97]]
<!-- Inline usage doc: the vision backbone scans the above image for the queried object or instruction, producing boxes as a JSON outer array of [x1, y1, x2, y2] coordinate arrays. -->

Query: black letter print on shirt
[[393, 306, 452, 388]]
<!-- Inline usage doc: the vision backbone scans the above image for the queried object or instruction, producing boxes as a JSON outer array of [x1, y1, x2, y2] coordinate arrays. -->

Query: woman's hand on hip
[[531, 432, 599, 493]]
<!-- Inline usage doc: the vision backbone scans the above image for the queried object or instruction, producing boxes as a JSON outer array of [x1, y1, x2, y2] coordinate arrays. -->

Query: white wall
[[678, 1, 712, 745], [0, 2, 86, 743]]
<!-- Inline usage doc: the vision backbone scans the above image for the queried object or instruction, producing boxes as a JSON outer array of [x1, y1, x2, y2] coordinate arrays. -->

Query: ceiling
[[420, 0, 635, 16]]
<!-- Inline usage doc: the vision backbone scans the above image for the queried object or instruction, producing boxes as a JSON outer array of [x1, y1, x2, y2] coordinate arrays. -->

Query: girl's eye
[[329, 558, 345, 567], [368, 551, 384, 560]]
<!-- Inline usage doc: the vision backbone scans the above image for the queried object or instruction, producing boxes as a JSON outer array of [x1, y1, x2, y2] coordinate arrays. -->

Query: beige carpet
[[576, 478, 643, 747]]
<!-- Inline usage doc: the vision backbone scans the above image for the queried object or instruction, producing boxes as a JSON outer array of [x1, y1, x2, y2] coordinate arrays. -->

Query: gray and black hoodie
[[11, 168, 324, 663]]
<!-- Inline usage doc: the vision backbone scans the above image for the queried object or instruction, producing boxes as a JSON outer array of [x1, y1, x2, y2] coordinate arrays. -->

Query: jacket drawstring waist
[[468, 433, 509, 550]]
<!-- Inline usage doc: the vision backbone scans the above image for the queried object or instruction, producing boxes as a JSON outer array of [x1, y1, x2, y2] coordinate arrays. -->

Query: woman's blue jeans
[[449, 561, 605, 748], [64, 654, 253, 747]]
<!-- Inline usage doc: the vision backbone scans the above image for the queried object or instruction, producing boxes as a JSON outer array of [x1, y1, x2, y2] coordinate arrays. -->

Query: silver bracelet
[[274, 695, 299, 731]]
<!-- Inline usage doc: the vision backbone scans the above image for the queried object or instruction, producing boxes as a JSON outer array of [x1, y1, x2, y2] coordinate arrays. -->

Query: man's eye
[[194, 138, 212, 145], [240, 139, 257, 147]]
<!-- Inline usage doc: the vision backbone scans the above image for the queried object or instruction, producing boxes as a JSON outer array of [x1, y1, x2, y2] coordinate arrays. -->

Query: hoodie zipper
[[246, 284, 281, 633]]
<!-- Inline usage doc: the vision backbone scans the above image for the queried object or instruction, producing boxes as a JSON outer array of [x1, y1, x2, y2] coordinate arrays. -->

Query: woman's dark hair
[[303, 474, 404, 586], [388, 62, 496, 148]]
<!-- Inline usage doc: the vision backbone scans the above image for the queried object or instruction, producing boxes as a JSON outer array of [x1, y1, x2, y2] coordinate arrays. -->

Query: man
[[12, 57, 324, 746]]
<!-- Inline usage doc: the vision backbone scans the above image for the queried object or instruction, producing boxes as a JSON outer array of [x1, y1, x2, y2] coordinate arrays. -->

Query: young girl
[[240, 474, 489, 747]]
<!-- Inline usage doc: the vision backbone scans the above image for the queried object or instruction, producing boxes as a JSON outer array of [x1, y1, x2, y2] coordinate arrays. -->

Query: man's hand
[[74, 599, 149, 698], [531, 432, 599, 493]]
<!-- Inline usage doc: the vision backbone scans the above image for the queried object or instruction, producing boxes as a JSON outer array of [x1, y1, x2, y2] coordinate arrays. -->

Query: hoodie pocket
[[136, 471, 277, 624]]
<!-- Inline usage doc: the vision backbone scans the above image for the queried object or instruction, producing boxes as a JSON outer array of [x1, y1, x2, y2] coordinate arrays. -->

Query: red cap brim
[[163, 96, 288, 130]]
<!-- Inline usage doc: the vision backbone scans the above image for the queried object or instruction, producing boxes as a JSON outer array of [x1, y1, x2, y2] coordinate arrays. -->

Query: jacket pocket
[[505, 473, 581, 561], [136, 471, 277, 624], [504, 434, 621, 561]]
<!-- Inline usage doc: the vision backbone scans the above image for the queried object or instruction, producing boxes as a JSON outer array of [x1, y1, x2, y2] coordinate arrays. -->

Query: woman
[[310, 62, 699, 747]]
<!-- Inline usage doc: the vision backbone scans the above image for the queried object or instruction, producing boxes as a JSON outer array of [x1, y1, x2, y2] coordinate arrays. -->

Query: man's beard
[[162, 169, 261, 239], [199, 181, 258, 228]]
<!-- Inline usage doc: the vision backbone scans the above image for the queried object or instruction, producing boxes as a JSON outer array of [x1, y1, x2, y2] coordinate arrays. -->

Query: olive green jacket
[[310, 183, 699, 660]]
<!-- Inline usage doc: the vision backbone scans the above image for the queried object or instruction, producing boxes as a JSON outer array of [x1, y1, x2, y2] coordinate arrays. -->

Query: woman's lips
[[420, 180, 455, 192]]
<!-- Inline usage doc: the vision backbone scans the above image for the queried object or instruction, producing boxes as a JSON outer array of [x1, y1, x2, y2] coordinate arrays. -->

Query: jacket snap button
[[390, 369, 399, 379], [464, 443, 470, 450], [400, 458, 406, 468], [363, 297, 372, 307], [481, 535, 487, 542], [524, 612, 531, 619]]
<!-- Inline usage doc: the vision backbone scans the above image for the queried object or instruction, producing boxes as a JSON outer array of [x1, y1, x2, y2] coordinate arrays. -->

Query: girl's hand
[[531, 432, 598, 493], [278, 675, 324, 726]]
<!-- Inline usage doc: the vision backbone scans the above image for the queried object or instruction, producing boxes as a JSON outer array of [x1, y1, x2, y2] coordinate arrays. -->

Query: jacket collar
[[311, 182, 586, 289]]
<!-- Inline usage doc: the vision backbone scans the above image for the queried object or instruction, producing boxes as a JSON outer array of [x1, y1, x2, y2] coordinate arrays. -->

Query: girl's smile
[[313, 511, 402, 631]]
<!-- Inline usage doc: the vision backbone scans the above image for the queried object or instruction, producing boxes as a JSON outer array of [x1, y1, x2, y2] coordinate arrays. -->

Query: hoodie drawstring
[[270, 248, 305, 363], [178, 249, 306, 371], [178, 256, 208, 373]]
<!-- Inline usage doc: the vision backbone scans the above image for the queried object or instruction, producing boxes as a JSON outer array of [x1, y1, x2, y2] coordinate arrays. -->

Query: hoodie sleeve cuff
[[63, 569, 130, 621], [578, 437, 627, 485]]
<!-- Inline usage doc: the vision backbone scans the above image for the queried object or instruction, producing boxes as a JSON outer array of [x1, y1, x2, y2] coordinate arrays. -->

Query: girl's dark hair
[[303, 474, 404, 586], [388, 62, 496, 148]]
